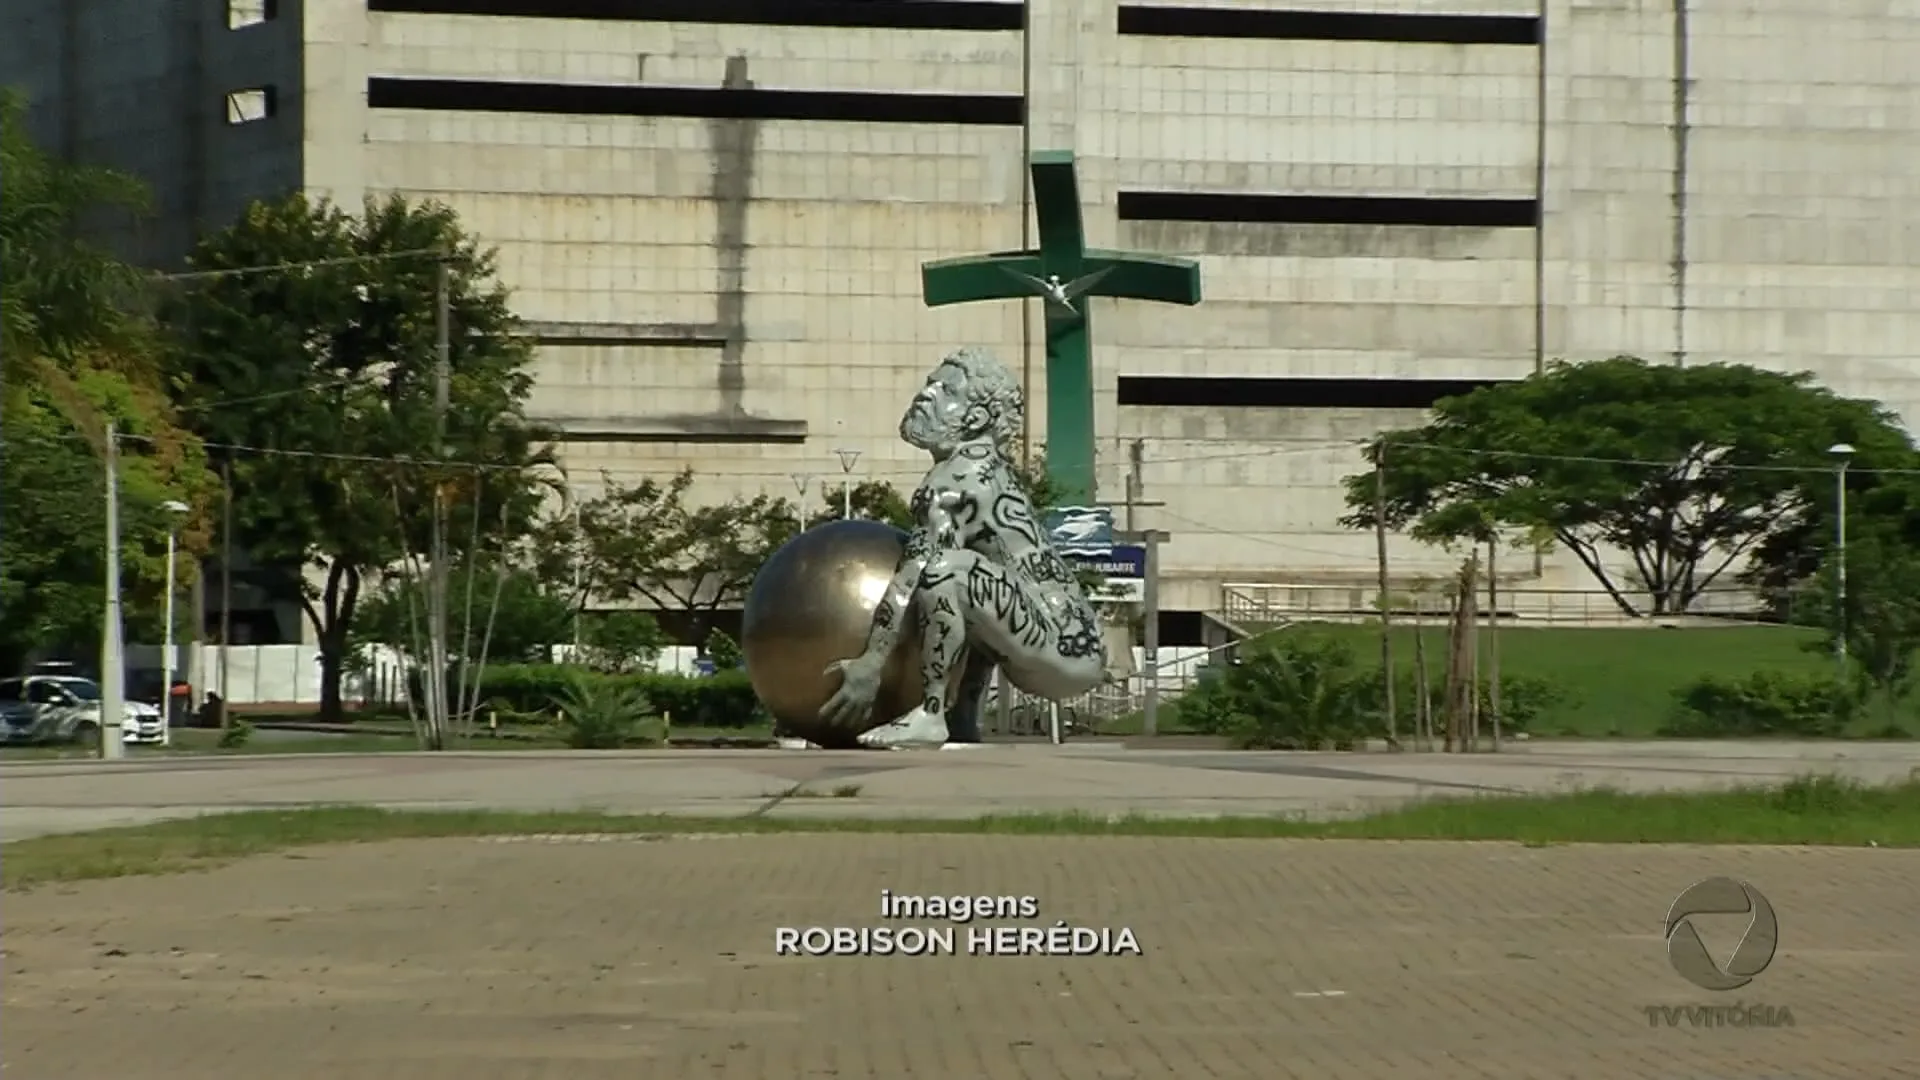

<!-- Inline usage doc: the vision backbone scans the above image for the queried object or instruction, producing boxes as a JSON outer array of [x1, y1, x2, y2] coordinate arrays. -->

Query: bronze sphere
[[741, 519, 925, 748]]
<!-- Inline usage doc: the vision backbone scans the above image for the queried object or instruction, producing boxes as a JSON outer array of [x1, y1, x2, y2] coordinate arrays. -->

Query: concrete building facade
[[6, 0, 1916, 639]]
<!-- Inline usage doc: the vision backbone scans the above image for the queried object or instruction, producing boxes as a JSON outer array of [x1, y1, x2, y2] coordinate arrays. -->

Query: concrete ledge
[[523, 321, 727, 348], [535, 413, 809, 444]]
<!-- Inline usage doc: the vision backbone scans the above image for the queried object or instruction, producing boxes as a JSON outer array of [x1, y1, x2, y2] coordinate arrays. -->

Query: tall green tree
[[555, 468, 797, 649], [1, 89, 212, 670], [1342, 357, 1914, 616], [574, 611, 668, 674], [798, 459, 1063, 531], [1748, 456, 1920, 604], [1797, 535, 1920, 721], [803, 479, 914, 529], [545, 451, 1094, 656], [164, 193, 550, 720], [352, 554, 577, 666], [0, 90, 149, 367], [789, 454, 1063, 533]]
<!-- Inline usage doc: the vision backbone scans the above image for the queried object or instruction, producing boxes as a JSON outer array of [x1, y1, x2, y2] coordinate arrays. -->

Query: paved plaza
[[4, 743, 1918, 1078], [4, 834, 1916, 1079], [5, 739, 1920, 841]]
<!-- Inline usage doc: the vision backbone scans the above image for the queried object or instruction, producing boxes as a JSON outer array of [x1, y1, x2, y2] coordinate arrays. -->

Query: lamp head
[[1828, 443, 1856, 459], [160, 499, 191, 515]]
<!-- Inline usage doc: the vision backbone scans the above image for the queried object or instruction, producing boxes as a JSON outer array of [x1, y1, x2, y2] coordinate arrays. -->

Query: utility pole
[[1830, 443, 1854, 676], [218, 457, 233, 722], [1486, 535, 1502, 752], [100, 423, 127, 759], [158, 501, 188, 735], [188, 549, 206, 710], [1138, 529, 1167, 737], [570, 490, 585, 653], [1121, 439, 1162, 533], [1373, 451, 1397, 748], [1117, 441, 1168, 737], [425, 256, 453, 749]]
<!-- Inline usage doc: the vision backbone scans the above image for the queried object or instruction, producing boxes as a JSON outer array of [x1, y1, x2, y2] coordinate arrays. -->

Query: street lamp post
[[159, 500, 191, 739], [570, 488, 585, 652], [833, 449, 861, 519], [790, 473, 816, 528], [101, 423, 126, 760], [1829, 443, 1854, 673]]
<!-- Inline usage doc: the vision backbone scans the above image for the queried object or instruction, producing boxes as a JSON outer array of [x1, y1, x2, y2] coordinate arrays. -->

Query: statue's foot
[[859, 707, 950, 748]]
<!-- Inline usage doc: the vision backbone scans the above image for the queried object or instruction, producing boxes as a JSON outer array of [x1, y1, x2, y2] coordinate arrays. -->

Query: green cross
[[920, 150, 1202, 505]]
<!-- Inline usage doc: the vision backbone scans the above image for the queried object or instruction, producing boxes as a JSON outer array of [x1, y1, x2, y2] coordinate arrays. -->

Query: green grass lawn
[[5, 774, 1913, 890], [1249, 621, 1862, 738]]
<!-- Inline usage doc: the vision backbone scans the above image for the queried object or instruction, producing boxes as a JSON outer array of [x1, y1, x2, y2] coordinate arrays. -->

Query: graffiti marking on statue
[[989, 491, 1042, 542], [816, 346, 1109, 742], [965, 563, 1049, 651]]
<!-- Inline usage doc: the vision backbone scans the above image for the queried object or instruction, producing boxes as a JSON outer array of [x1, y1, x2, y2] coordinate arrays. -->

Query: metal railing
[[1221, 582, 1780, 628], [985, 635, 1286, 736]]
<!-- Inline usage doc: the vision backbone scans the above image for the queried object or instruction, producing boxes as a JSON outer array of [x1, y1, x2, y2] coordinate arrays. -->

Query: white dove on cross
[[1051, 515, 1106, 542], [1000, 266, 1115, 317]]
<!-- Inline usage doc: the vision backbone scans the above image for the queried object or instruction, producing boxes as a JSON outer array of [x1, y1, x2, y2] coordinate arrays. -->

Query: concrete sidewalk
[[7, 832, 1917, 1079], [6, 739, 1918, 841]]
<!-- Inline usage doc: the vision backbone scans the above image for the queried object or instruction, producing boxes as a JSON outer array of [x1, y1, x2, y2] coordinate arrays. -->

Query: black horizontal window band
[[368, 0, 1024, 32], [1118, 192, 1538, 229], [367, 77, 1024, 126], [1117, 5, 1539, 46], [1118, 376, 1512, 410]]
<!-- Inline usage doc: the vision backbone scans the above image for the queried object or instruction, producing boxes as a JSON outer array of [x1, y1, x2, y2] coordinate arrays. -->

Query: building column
[[301, 0, 370, 206]]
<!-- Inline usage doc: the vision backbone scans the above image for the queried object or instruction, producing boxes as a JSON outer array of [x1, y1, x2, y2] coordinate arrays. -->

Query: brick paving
[[3, 836, 1915, 1079]]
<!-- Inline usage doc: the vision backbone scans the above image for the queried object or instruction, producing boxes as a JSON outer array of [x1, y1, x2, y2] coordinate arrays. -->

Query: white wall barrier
[[124, 643, 1215, 708], [127, 643, 332, 706], [125, 643, 722, 706]]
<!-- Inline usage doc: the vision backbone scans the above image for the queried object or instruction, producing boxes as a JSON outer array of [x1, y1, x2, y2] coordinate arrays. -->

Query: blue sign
[[1044, 505, 1115, 557], [692, 657, 717, 677], [1070, 544, 1145, 578]]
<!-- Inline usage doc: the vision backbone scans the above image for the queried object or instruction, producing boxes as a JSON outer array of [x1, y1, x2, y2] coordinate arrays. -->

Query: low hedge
[[1661, 670, 1854, 738], [1177, 633, 1566, 748], [430, 663, 766, 729]]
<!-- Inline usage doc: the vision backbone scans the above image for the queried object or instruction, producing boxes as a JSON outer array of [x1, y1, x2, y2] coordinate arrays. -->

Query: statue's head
[[899, 346, 1023, 458]]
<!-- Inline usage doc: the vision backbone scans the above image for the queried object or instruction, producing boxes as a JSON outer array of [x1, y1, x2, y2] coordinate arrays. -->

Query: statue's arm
[[859, 531, 931, 658], [856, 486, 955, 660]]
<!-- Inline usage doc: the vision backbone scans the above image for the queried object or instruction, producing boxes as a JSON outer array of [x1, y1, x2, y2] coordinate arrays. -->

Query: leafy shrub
[[576, 611, 667, 673], [217, 720, 254, 749], [1484, 674, 1565, 736], [552, 675, 658, 749], [643, 669, 761, 728], [1661, 670, 1855, 738], [469, 664, 765, 729], [705, 628, 744, 669], [1181, 636, 1570, 747], [1179, 634, 1376, 749], [1371, 671, 1566, 737]]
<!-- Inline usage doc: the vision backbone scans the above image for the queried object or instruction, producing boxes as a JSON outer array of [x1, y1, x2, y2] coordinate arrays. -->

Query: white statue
[[823, 346, 1108, 745]]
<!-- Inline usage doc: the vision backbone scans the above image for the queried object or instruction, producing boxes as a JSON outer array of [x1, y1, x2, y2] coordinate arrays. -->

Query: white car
[[0, 676, 168, 747]]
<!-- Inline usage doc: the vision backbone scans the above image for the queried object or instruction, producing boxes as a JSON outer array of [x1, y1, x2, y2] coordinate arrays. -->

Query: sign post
[[1139, 529, 1166, 737]]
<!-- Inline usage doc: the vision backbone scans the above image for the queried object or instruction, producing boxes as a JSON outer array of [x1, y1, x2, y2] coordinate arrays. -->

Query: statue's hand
[[819, 653, 886, 727]]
